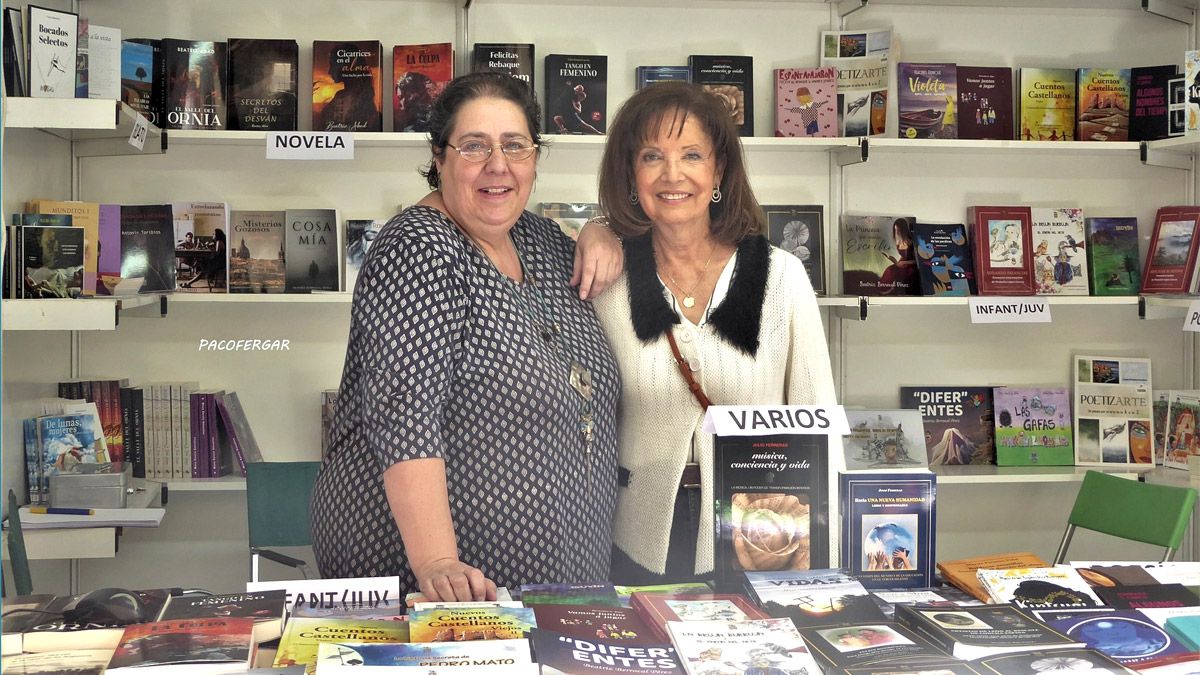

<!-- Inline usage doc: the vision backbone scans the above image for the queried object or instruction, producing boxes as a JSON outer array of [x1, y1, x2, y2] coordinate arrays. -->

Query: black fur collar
[[624, 233, 770, 356]]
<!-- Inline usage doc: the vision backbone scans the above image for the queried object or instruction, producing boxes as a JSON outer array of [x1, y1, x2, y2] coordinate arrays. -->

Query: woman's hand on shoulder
[[414, 556, 498, 602], [572, 217, 624, 301]]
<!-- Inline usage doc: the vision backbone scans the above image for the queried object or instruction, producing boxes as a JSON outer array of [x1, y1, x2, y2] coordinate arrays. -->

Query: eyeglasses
[[446, 140, 538, 163]]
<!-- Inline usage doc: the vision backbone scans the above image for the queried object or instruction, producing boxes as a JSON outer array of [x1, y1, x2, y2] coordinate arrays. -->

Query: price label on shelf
[[1184, 300, 1200, 332], [128, 112, 150, 151], [266, 132, 355, 160], [968, 297, 1051, 324]]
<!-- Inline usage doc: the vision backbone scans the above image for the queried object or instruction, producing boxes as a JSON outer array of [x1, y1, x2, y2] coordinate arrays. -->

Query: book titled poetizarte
[[1072, 354, 1153, 466], [978, 567, 1102, 608], [689, 55, 753, 136], [544, 54, 607, 135], [227, 38, 298, 131], [967, 205, 1035, 296], [840, 472, 937, 589], [312, 40, 382, 132]]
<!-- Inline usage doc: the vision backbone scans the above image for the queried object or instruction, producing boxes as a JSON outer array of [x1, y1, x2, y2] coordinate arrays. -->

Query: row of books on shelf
[[3, 560, 1197, 674], [20, 380, 263, 504]]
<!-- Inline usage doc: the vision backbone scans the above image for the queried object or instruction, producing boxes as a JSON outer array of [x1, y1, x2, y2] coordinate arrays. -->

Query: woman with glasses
[[311, 72, 623, 601]]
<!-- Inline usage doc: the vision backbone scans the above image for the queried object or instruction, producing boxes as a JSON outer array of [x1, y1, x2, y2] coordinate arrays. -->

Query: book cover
[[393, 43, 452, 132], [743, 569, 887, 629], [36, 413, 107, 503], [977, 567, 1102, 608], [273, 618, 409, 672], [314, 639, 532, 669], [1188, 51, 1200, 134], [912, 222, 975, 296], [284, 208, 339, 293], [539, 202, 599, 240], [798, 621, 955, 672], [156, 590, 287, 643], [957, 66, 1013, 140], [774, 66, 837, 138], [85, 24, 120, 100], [712, 434, 829, 592], [1073, 354, 1153, 466], [75, 17, 87, 98], [20, 225, 84, 298], [312, 40, 382, 132], [841, 215, 920, 296], [839, 472, 937, 589], [992, 386, 1073, 466], [27, 5, 78, 98], [1131, 65, 1179, 141], [227, 38, 298, 131], [636, 65, 690, 89], [899, 386, 995, 465], [688, 55, 753, 137], [0, 649, 112, 674], [27, 199, 100, 296], [545, 54, 607, 135], [1083, 217, 1140, 295], [1039, 609, 1200, 672], [820, 28, 891, 137], [967, 205, 1035, 296], [1019, 68, 1075, 141], [4, 8, 26, 96], [229, 210, 286, 294], [407, 606, 536, 642], [969, 647, 1139, 675], [161, 39, 227, 130], [1164, 390, 1200, 470], [344, 218, 384, 292], [1076, 67, 1131, 141], [1030, 207, 1089, 296], [898, 62, 957, 139], [667, 618, 819, 675], [172, 201, 229, 293], [843, 409, 928, 470], [614, 584, 711, 609], [215, 391, 264, 476], [519, 583, 621, 607], [121, 39, 160, 127], [762, 204, 823, 294], [937, 552, 1048, 603], [97, 203, 122, 295], [105, 617, 255, 672], [530, 605, 655, 644], [1094, 584, 1200, 609], [1166, 616, 1200, 650], [1140, 205, 1200, 294], [472, 42, 534, 89], [629, 593, 769, 643], [894, 604, 1081, 660], [533, 629, 681, 675], [3, 589, 176, 653], [1152, 390, 1170, 463]]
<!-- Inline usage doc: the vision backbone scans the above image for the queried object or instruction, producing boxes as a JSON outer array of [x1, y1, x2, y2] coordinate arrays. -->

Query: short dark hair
[[598, 82, 762, 244], [419, 72, 544, 190]]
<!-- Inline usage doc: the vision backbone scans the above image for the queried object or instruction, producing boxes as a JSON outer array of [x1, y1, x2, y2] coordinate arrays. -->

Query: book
[[841, 214, 921, 296], [161, 39, 227, 130], [1094, 583, 1200, 609], [843, 409, 928, 470], [0, 649, 113, 674], [820, 28, 891, 137], [900, 386, 995, 465], [20, 225, 84, 298], [895, 603, 1082, 660], [320, 389, 338, 462], [976, 567, 1103, 608], [774, 66, 837, 138], [97, 203, 122, 295], [614, 584, 711, 609], [407, 606, 536, 642], [688, 55, 753, 137], [839, 472, 937, 589], [1166, 615, 1200, 650], [937, 552, 1049, 603], [1073, 563, 1167, 588], [519, 583, 621, 607], [393, 42, 453, 132], [344, 218, 385, 292], [1140, 205, 1200, 294], [636, 65, 690, 89], [27, 5, 78, 98], [284, 208, 340, 293], [1152, 391, 1173, 464], [912, 222, 975, 296], [629, 593, 768, 643], [1076, 67, 1131, 141], [967, 205, 1035, 296], [667, 618, 820, 675], [539, 202, 599, 240], [1164, 390, 1200, 470], [969, 647, 1139, 675], [3, 588, 177, 653], [227, 38, 299, 131], [156, 589, 287, 643], [1018, 68, 1075, 141], [85, 24, 120, 100], [533, 629, 682, 675], [1037, 608, 1200, 673], [712, 434, 829, 592], [247, 576, 402, 615], [3, 8, 26, 96], [105, 617, 256, 674], [172, 201, 229, 293], [314, 639, 532, 670], [119, 204, 177, 293], [530, 605, 655, 644], [121, 39, 160, 127], [1083, 216, 1140, 295], [274, 617, 409, 672], [797, 621, 955, 672], [312, 40, 382, 132], [744, 569, 887, 629], [1072, 354, 1153, 466], [545, 54, 607, 135], [215, 391, 264, 476], [472, 42, 534, 89], [992, 386, 1074, 466], [898, 62, 957, 139], [75, 17, 87, 97], [229, 210, 286, 294], [1131, 65, 1180, 141], [761, 204, 823, 294], [27, 199, 100, 296], [1030, 207, 1089, 296], [957, 66, 1014, 140], [1188, 51, 1200, 134]]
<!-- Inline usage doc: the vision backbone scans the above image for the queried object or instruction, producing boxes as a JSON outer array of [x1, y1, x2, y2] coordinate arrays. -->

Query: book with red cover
[[530, 604, 658, 644], [967, 206, 1035, 295], [629, 592, 768, 642], [105, 617, 256, 673], [1140, 205, 1200, 294], [393, 43, 452, 132], [1093, 584, 1200, 609]]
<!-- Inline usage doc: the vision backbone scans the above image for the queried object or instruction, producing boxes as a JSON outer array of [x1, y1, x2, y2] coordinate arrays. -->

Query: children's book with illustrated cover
[[1030, 207, 1089, 296], [1036, 608, 1200, 673], [820, 28, 891, 137], [530, 605, 655, 644], [743, 569, 887, 629], [798, 621, 956, 672], [937, 552, 1049, 603], [539, 202, 599, 240], [407, 606, 536, 642], [1084, 217, 1140, 295], [226, 38, 298, 131], [667, 618, 820, 675], [393, 43, 453, 132], [1019, 68, 1075, 141], [629, 593, 769, 643], [1072, 355, 1153, 467], [1076, 67, 1131, 141], [895, 603, 1082, 660], [519, 583, 620, 607], [544, 54, 607, 135], [762, 204, 823, 294], [344, 218, 385, 291], [843, 409, 928, 471], [912, 222, 975, 296], [533, 629, 682, 675], [105, 617, 256, 673], [841, 214, 920, 296], [899, 387, 995, 466], [840, 472, 937, 589], [1140, 205, 1200, 294], [228, 210, 285, 294], [688, 55, 753, 136], [774, 66, 837, 137], [967, 205, 1035, 296], [976, 567, 1103, 609], [161, 39, 227, 130], [898, 62, 957, 139], [273, 618, 409, 673], [957, 66, 1013, 140], [992, 386, 1073, 466], [1164, 390, 1200, 470], [312, 40, 382, 132]]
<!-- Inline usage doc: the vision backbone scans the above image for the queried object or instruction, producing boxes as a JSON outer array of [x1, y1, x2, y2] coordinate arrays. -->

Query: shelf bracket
[[1139, 295, 1146, 320], [835, 138, 868, 167], [159, 295, 168, 318], [838, 0, 868, 19], [1143, 0, 1194, 25], [1141, 141, 1193, 170], [830, 297, 869, 321]]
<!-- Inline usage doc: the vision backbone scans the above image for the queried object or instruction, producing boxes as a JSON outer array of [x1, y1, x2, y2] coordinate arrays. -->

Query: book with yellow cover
[[274, 617, 409, 673], [407, 606, 536, 643], [937, 551, 1048, 602], [1018, 68, 1075, 142]]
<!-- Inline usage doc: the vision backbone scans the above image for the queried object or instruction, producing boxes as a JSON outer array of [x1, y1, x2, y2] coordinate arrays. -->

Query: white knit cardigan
[[595, 237, 843, 576]]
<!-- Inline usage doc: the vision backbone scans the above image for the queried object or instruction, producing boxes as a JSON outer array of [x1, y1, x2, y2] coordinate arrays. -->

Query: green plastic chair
[[1053, 470, 1198, 564], [246, 461, 321, 582], [5, 490, 34, 596]]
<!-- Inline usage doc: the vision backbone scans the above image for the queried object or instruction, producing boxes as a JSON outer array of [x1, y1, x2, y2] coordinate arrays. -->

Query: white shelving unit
[[2, 98, 165, 156]]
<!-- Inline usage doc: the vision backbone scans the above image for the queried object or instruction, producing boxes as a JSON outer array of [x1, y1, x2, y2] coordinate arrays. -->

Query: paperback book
[[273, 618, 409, 672], [1072, 354, 1153, 466], [545, 54, 607, 135], [104, 617, 256, 674], [27, 5, 78, 98], [1030, 207, 1089, 296], [472, 42, 534, 89], [1093, 583, 1200, 609], [172, 201, 229, 293], [532, 629, 681, 675], [314, 639, 532, 671], [121, 39, 160, 127], [743, 569, 888, 629], [636, 65, 690, 89], [937, 551, 1049, 603], [227, 38, 299, 131], [761, 204, 823, 294], [1130, 65, 1180, 141], [688, 55, 753, 136], [0, 649, 112, 674], [1019, 67, 1075, 141], [976, 567, 1103, 608], [899, 386, 995, 465], [967, 205, 1035, 296], [20, 225, 84, 298], [2, 588, 176, 653], [1084, 217, 1140, 295], [344, 218, 384, 291], [156, 589, 287, 643], [519, 583, 620, 607], [774, 66, 837, 138], [284, 208, 340, 293], [530, 605, 655, 643], [898, 62, 957, 139], [1140, 205, 1200, 294], [667, 618, 820, 675], [393, 43, 453, 132], [1152, 391, 1171, 464], [839, 472, 937, 589], [820, 28, 891, 136], [957, 66, 1013, 140], [1164, 390, 1200, 470], [894, 603, 1082, 660], [407, 606, 536, 642], [26, 199, 100, 296], [629, 592, 769, 643], [161, 39, 227, 130], [992, 386, 1074, 466], [970, 647, 1139, 675], [614, 584, 711, 609], [85, 24, 121, 100], [1038, 609, 1200, 673], [843, 409, 928, 470], [1076, 67, 1131, 141], [912, 222, 975, 296], [312, 40, 382, 132], [119, 204, 175, 294], [841, 214, 920, 296], [798, 621, 955, 672], [229, 210, 286, 294]]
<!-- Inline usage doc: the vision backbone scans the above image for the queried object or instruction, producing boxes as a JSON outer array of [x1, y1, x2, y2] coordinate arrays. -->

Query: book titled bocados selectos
[[27, 4, 78, 98]]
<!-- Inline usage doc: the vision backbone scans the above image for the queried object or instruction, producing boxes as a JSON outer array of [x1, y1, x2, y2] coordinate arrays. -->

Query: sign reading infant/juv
[[705, 405, 847, 593]]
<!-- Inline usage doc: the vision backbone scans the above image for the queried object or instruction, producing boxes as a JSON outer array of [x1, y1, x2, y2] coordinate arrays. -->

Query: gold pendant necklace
[[658, 243, 715, 309]]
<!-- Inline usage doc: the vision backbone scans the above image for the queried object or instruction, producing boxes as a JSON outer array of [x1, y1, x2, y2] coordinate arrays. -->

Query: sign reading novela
[[266, 132, 355, 160], [703, 405, 850, 436]]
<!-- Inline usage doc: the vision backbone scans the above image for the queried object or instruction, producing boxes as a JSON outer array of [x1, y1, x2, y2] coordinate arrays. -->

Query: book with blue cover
[[840, 472, 937, 589], [913, 222, 975, 296]]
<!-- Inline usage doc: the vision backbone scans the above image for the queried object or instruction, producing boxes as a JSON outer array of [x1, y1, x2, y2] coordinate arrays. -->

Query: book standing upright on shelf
[[957, 66, 1013, 140], [841, 215, 920, 296], [1072, 354, 1153, 467], [227, 38, 298, 131], [472, 42, 534, 89], [839, 471, 937, 589], [284, 208, 339, 293], [544, 54, 607, 135], [774, 66, 837, 138], [688, 55, 753, 136], [898, 62, 957, 139], [900, 386, 995, 465], [636, 65, 689, 89], [761, 204, 824, 294], [1019, 68, 1075, 141], [992, 386, 1074, 466], [1130, 64, 1180, 141], [843, 409, 928, 470], [1075, 67, 1131, 141], [393, 42, 453, 132], [1084, 216, 1140, 295], [1140, 205, 1200, 294], [27, 5, 78, 99], [121, 38, 161, 127], [1030, 207, 1089, 296], [85, 23, 121, 100], [228, 210, 285, 294], [312, 40, 382, 132], [1163, 390, 1200, 470], [912, 222, 976, 296], [967, 206, 1035, 296], [820, 27, 891, 137], [161, 39, 227, 130]]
